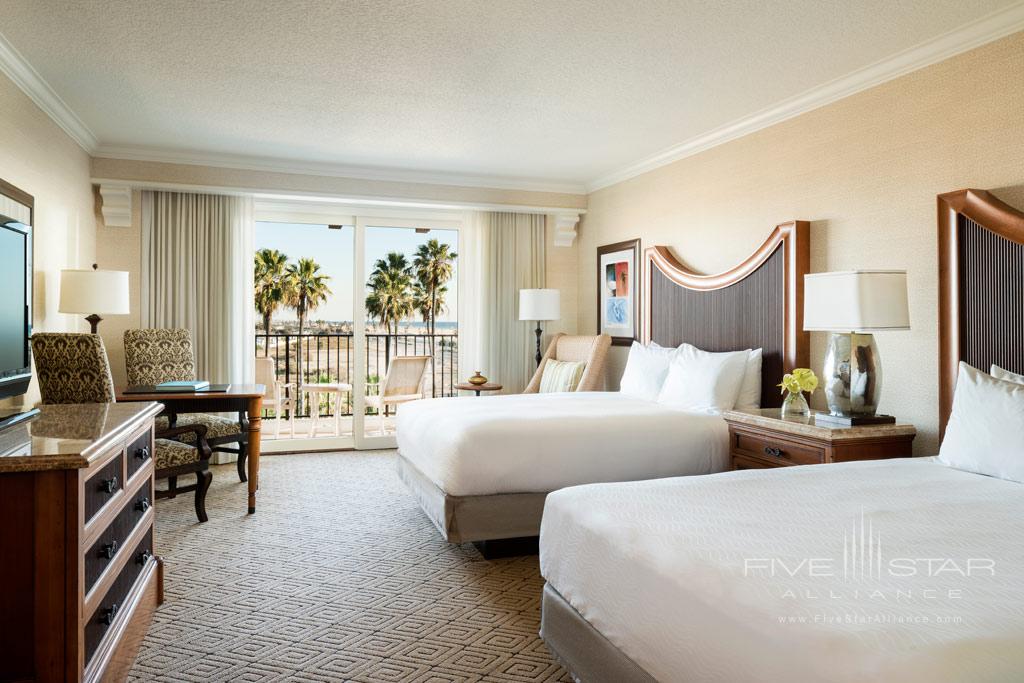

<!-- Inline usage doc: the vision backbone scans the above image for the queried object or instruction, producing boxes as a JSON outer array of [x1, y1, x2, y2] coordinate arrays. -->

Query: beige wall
[[94, 189, 143, 385], [0, 71, 95, 407], [544, 215, 579, 343], [579, 31, 1024, 455]]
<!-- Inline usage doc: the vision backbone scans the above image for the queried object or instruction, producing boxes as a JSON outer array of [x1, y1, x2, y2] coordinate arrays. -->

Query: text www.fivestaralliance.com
[[778, 614, 964, 625]]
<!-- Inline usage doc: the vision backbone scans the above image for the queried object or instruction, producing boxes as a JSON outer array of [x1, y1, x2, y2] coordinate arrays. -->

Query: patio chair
[[124, 328, 249, 482], [31, 333, 214, 523], [366, 355, 431, 435], [255, 356, 295, 438], [524, 333, 612, 393]]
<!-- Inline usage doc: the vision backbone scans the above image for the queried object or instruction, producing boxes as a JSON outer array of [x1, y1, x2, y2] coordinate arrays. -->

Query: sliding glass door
[[255, 205, 461, 452]]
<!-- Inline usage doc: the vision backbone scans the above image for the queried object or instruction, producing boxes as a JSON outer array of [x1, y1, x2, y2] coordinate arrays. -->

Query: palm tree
[[254, 248, 290, 334], [365, 252, 414, 335], [412, 240, 457, 336], [285, 258, 332, 337]]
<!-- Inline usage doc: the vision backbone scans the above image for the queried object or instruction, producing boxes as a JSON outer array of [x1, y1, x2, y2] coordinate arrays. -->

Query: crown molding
[[587, 3, 1024, 192], [93, 145, 588, 196], [0, 31, 98, 152]]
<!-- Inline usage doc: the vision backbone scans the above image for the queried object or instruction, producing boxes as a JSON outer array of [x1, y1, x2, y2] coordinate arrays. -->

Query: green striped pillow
[[539, 359, 586, 393]]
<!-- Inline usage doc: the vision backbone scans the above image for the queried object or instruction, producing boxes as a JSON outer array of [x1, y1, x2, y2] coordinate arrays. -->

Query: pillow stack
[[938, 362, 1024, 482], [619, 341, 762, 413]]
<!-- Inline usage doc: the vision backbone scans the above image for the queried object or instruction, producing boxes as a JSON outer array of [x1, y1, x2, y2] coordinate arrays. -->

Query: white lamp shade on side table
[[59, 269, 130, 315], [518, 289, 560, 322], [804, 270, 910, 332]]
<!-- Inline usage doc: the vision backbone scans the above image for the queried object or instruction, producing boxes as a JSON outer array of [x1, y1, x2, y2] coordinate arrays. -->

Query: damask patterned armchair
[[31, 333, 214, 522], [123, 328, 249, 482]]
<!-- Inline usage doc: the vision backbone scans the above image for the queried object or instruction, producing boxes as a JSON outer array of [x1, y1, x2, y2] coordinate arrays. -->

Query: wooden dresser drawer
[[84, 528, 155, 666], [84, 452, 125, 522], [733, 430, 826, 466], [84, 476, 153, 594], [125, 429, 154, 482]]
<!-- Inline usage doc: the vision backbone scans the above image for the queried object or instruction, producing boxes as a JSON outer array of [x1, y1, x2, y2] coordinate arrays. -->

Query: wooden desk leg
[[247, 396, 263, 514]]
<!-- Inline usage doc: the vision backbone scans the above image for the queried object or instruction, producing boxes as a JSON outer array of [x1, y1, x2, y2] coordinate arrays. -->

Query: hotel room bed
[[397, 221, 811, 543], [538, 188, 1024, 682], [539, 458, 1024, 682], [396, 392, 729, 542]]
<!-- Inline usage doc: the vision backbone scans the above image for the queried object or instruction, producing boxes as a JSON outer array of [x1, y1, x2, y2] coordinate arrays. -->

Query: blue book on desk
[[155, 380, 210, 392]]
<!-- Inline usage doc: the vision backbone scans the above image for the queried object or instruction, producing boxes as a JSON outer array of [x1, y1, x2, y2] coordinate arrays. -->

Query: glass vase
[[781, 391, 810, 418]]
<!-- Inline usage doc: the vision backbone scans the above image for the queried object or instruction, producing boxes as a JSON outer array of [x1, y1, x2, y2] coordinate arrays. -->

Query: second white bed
[[397, 391, 729, 496]]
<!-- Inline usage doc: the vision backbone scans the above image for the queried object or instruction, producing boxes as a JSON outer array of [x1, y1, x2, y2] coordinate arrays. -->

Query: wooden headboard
[[938, 189, 1024, 435], [643, 221, 810, 408]]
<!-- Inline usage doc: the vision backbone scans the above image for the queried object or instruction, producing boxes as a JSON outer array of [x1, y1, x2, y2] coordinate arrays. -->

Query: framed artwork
[[597, 239, 640, 346]]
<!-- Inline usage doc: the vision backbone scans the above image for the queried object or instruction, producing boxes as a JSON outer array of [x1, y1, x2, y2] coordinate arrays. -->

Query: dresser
[[0, 402, 163, 683], [723, 408, 916, 469]]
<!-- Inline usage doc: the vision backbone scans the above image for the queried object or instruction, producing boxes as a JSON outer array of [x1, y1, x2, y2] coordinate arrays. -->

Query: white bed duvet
[[540, 458, 1024, 683], [396, 392, 729, 496]]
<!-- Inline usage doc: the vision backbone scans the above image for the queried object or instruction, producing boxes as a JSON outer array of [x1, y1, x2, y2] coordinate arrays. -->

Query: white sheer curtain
[[459, 211, 545, 394], [141, 191, 255, 384]]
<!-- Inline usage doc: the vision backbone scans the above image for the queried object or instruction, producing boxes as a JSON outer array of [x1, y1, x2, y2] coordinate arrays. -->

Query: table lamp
[[59, 264, 130, 333], [519, 289, 560, 366], [803, 270, 909, 426]]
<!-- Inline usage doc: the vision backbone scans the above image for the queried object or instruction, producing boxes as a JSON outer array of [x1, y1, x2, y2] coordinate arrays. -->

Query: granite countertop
[[722, 407, 917, 442], [0, 402, 162, 472]]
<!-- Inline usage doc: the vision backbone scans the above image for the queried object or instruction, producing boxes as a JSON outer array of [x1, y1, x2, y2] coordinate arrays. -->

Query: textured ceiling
[[1, 0, 1019, 188]]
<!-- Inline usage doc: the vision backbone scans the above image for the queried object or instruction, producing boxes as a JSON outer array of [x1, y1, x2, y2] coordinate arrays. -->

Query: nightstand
[[722, 408, 916, 470]]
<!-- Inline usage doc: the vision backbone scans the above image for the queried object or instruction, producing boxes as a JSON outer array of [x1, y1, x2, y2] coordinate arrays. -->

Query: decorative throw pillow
[[734, 348, 763, 410], [619, 341, 677, 401], [656, 344, 749, 413], [539, 359, 587, 393], [991, 364, 1024, 385], [938, 362, 1024, 482]]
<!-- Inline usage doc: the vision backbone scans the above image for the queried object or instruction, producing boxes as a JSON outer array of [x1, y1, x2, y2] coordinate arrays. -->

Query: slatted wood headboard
[[643, 221, 810, 408], [938, 189, 1024, 435]]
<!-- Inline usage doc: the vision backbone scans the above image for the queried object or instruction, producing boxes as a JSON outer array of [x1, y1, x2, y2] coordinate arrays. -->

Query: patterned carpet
[[129, 450, 570, 683]]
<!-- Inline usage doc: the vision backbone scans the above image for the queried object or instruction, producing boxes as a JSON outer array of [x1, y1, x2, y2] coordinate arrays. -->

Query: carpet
[[128, 450, 570, 683]]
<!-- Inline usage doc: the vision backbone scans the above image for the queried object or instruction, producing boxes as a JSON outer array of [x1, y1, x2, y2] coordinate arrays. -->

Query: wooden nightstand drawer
[[733, 430, 825, 466], [724, 408, 916, 471]]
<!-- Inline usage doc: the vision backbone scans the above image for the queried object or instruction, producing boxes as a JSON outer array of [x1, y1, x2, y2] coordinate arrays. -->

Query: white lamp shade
[[804, 270, 909, 332], [519, 289, 560, 321], [59, 269, 130, 315]]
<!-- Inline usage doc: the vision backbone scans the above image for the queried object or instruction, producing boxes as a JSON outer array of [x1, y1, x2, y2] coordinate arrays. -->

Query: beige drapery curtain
[[141, 191, 254, 384], [476, 212, 546, 393]]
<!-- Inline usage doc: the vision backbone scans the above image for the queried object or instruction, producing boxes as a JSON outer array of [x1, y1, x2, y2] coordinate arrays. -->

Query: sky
[[255, 221, 459, 324]]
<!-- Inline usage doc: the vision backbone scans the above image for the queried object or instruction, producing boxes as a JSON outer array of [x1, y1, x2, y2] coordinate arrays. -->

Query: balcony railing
[[255, 332, 458, 418]]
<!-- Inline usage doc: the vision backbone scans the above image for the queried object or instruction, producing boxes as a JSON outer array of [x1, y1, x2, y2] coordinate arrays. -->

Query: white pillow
[[619, 341, 676, 401], [656, 344, 749, 413], [991, 364, 1024, 385], [735, 348, 763, 410], [938, 362, 1024, 482]]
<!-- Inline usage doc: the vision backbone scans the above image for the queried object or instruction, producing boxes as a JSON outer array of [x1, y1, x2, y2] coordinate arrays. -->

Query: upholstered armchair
[[523, 333, 612, 393], [31, 333, 214, 522], [124, 328, 249, 482]]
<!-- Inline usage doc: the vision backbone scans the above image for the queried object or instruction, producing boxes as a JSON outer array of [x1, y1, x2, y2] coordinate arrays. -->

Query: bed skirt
[[396, 452, 548, 543], [541, 583, 658, 683]]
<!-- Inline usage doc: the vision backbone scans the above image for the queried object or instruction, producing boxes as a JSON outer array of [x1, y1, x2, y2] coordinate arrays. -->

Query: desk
[[116, 385, 265, 513]]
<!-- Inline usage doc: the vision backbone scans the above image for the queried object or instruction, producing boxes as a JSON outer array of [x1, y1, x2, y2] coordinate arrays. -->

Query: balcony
[[255, 332, 458, 439]]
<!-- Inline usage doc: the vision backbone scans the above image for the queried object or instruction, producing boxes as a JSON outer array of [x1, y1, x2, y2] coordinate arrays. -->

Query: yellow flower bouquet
[[778, 368, 817, 416]]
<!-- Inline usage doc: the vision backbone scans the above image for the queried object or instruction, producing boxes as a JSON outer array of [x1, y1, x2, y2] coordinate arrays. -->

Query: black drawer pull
[[98, 476, 118, 494], [99, 540, 119, 559], [100, 604, 119, 626], [135, 497, 151, 512], [134, 446, 150, 461], [763, 446, 784, 458], [137, 549, 153, 565]]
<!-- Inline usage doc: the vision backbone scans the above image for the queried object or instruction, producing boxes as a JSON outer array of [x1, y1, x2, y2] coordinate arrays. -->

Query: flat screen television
[[0, 214, 31, 402]]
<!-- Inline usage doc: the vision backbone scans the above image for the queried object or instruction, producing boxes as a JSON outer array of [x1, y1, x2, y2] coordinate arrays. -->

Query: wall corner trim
[[0, 33, 98, 152], [586, 3, 1024, 192], [98, 184, 132, 227], [552, 213, 580, 247]]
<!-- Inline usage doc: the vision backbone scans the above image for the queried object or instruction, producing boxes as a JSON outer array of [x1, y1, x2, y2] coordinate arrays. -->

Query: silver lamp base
[[822, 332, 882, 417]]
